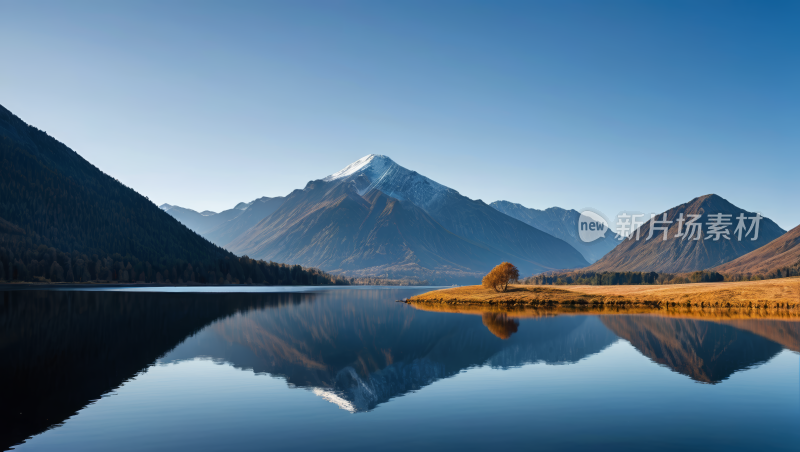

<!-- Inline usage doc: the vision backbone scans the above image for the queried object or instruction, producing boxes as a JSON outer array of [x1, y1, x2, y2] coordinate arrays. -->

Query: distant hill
[[0, 104, 343, 285], [586, 194, 785, 273], [205, 196, 285, 247], [714, 225, 800, 275], [160, 197, 286, 248], [490, 201, 619, 263], [163, 204, 244, 235], [228, 155, 588, 283]]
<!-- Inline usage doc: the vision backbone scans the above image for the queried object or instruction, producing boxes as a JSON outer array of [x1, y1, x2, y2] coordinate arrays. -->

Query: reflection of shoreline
[[408, 303, 800, 353], [408, 301, 800, 321]]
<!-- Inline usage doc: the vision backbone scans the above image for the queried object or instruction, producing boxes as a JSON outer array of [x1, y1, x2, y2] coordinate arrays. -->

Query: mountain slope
[[321, 155, 588, 270], [0, 103, 342, 285], [204, 196, 285, 247], [423, 193, 588, 271], [713, 224, 800, 274], [229, 155, 588, 281], [491, 201, 619, 263], [0, 104, 228, 263], [586, 194, 785, 273], [227, 180, 503, 283]]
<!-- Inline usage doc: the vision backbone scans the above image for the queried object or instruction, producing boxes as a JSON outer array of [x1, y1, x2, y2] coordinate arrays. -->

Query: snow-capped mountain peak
[[323, 154, 455, 209], [323, 154, 390, 182]]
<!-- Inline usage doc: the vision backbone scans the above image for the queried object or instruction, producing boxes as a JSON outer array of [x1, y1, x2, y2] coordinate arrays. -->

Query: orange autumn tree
[[482, 262, 520, 292]]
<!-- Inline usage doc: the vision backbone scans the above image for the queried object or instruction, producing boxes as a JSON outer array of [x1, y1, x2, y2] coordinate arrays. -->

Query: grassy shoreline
[[406, 277, 800, 311]]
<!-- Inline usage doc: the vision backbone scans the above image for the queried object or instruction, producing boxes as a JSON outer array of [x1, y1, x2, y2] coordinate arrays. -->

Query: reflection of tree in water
[[482, 313, 519, 339]]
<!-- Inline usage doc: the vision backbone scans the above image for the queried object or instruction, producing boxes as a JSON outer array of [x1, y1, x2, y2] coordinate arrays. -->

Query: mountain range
[[224, 155, 589, 283], [159, 204, 242, 236], [162, 156, 798, 281], [5, 99, 794, 283], [162, 196, 286, 248]]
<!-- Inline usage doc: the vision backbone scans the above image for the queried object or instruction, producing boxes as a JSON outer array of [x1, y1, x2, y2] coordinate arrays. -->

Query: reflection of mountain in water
[[716, 319, 799, 352], [486, 316, 618, 368], [0, 290, 305, 451], [162, 296, 619, 412], [2, 288, 797, 451], [601, 316, 785, 383]]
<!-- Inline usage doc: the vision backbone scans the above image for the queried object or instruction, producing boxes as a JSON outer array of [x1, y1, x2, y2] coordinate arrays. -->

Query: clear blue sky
[[2, 0, 798, 229]]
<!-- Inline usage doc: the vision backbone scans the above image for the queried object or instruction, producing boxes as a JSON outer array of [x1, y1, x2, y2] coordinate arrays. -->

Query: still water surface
[[1, 287, 798, 451]]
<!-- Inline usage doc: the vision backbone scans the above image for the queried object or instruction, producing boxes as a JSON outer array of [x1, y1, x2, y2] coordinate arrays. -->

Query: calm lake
[[1, 287, 798, 451]]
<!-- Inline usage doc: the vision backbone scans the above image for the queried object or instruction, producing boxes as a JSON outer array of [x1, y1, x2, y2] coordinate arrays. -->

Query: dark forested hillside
[[0, 104, 344, 285]]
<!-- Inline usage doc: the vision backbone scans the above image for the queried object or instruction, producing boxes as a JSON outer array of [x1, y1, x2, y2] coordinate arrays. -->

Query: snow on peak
[[311, 388, 357, 413], [323, 154, 455, 210], [323, 154, 392, 181]]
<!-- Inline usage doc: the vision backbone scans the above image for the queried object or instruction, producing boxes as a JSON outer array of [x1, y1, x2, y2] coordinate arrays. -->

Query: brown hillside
[[714, 224, 800, 274], [586, 194, 785, 273]]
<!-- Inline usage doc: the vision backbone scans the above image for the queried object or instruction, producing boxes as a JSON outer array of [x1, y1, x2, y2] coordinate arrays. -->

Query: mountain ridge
[[163, 204, 244, 235], [490, 200, 619, 263], [205, 196, 286, 247]]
